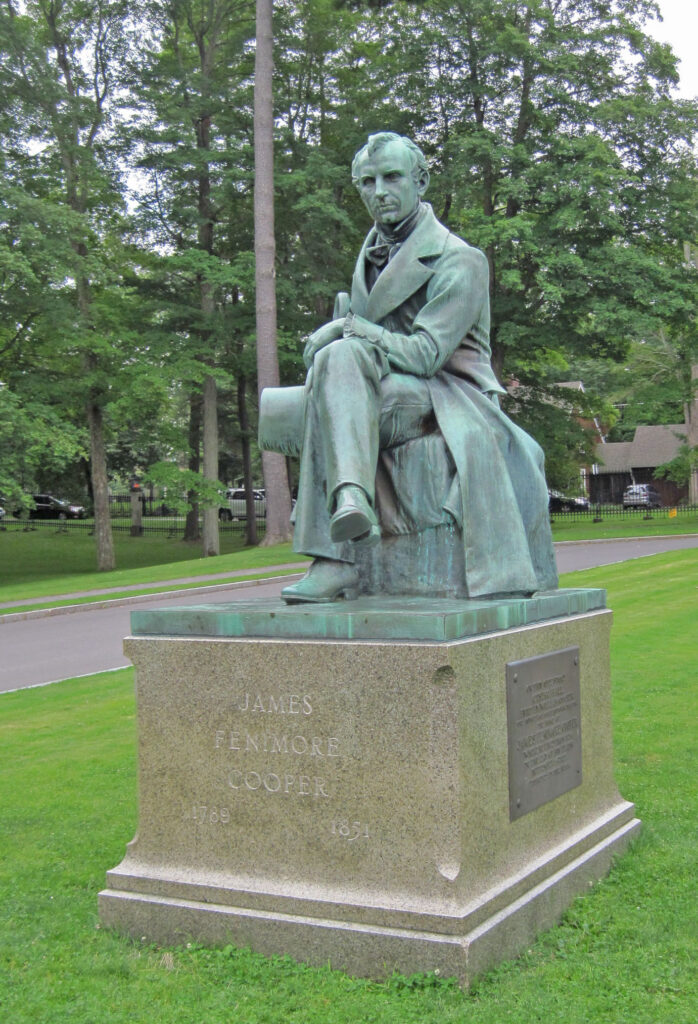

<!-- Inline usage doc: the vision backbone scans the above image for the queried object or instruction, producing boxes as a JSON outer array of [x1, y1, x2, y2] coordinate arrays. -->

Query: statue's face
[[355, 140, 428, 226]]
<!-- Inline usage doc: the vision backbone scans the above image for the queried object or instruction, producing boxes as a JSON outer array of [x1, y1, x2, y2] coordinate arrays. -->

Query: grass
[[0, 531, 307, 605], [0, 550, 696, 1023], [1, 510, 696, 609], [0, 575, 304, 616]]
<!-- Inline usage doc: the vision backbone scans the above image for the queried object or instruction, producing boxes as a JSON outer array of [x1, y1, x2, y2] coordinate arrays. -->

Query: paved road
[[554, 534, 698, 572], [0, 577, 291, 694], [1, 536, 696, 694]]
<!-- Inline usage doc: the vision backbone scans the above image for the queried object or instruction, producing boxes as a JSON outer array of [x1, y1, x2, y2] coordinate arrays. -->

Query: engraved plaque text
[[506, 647, 582, 821]]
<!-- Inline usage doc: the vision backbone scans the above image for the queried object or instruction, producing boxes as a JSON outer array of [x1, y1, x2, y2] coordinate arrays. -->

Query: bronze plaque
[[506, 647, 582, 821]]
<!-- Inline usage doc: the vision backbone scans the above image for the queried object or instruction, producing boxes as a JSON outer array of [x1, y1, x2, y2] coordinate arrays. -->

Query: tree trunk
[[688, 364, 698, 504], [81, 282, 115, 570], [184, 392, 202, 540], [254, 0, 292, 545], [86, 397, 116, 570], [196, 99, 220, 557], [130, 489, 144, 536], [202, 372, 220, 556], [44, 3, 117, 572], [237, 374, 258, 546]]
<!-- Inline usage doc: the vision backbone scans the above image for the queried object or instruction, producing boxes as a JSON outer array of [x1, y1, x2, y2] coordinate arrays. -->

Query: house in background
[[591, 424, 688, 505], [506, 376, 694, 504]]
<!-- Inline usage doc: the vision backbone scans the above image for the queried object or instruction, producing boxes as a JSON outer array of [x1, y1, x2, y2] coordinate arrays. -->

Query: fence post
[[130, 478, 144, 537]]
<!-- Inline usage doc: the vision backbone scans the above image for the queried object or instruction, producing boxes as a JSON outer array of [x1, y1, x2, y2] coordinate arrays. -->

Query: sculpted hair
[[351, 132, 428, 186]]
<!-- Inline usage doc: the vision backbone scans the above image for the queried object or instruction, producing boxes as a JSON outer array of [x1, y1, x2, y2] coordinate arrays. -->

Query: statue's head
[[351, 132, 430, 227]]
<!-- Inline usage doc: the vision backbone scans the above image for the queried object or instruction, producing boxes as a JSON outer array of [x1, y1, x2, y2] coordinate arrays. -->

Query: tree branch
[[0, 312, 37, 357]]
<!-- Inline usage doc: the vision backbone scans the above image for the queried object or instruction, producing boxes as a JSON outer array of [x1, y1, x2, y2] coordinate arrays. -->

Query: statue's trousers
[[293, 336, 434, 564]]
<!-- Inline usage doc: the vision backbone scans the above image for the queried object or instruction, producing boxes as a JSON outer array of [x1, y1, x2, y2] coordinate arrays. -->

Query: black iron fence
[[2, 503, 696, 536], [1, 514, 267, 536], [108, 491, 266, 522], [0, 490, 267, 535], [547, 503, 698, 521]]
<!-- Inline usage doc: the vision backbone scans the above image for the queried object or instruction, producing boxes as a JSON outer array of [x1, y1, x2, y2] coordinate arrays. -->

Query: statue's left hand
[[343, 313, 385, 348], [303, 319, 345, 368]]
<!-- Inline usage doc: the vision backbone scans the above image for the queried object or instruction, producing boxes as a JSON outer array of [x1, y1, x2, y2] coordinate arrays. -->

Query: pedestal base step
[[100, 815, 639, 986]]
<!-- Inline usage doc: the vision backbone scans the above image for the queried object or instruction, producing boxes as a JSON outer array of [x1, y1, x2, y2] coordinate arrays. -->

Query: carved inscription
[[201, 692, 340, 809], [331, 820, 369, 841], [185, 690, 371, 838], [228, 770, 330, 797], [226, 692, 313, 715], [211, 694, 338, 800], [215, 730, 339, 757], [506, 648, 582, 821]]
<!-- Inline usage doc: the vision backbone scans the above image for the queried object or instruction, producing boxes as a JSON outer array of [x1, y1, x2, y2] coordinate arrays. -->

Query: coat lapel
[[350, 205, 450, 325], [350, 228, 374, 317]]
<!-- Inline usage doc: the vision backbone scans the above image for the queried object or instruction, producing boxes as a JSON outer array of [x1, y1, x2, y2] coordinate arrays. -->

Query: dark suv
[[548, 490, 590, 512], [16, 494, 88, 520]]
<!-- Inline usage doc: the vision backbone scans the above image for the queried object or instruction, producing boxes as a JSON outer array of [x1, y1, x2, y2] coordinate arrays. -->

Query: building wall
[[589, 471, 688, 506]]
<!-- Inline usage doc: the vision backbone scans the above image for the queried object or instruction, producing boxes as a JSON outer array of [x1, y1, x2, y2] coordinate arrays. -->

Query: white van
[[219, 488, 266, 521]]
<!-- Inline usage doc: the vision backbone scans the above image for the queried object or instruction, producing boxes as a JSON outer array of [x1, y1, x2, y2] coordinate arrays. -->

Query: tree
[[0, 144, 87, 503], [254, 0, 293, 543], [0, 0, 136, 569], [3, 0, 696, 529], [318, 0, 698, 476], [127, 0, 258, 551]]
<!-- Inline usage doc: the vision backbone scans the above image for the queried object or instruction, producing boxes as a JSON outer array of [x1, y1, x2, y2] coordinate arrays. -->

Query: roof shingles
[[595, 424, 686, 473]]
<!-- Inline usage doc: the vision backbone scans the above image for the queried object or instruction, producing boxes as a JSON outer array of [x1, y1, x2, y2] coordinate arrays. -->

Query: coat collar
[[351, 203, 450, 322]]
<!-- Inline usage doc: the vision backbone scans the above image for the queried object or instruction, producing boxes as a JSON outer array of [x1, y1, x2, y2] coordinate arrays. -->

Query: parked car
[[622, 484, 662, 509], [153, 501, 179, 516], [219, 488, 266, 521], [548, 490, 590, 513], [14, 493, 88, 520], [0, 502, 5, 521]]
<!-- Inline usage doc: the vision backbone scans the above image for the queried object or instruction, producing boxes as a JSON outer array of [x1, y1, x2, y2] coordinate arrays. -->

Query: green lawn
[[0, 550, 696, 1023], [0, 530, 306, 605]]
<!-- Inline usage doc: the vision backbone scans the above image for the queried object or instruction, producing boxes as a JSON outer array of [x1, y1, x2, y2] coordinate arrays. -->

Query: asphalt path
[[553, 534, 698, 572], [0, 577, 290, 694], [1, 536, 696, 694]]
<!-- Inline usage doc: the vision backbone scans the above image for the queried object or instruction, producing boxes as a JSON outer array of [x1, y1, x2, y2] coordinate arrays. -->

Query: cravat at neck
[[365, 203, 426, 269], [375, 201, 424, 246]]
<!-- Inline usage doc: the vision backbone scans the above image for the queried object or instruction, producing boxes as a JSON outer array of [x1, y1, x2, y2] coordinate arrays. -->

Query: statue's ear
[[417, 168, 430, 196]]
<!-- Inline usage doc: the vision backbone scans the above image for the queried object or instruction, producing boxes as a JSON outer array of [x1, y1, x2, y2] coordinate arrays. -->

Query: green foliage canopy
[[0, 0, 696, 514]]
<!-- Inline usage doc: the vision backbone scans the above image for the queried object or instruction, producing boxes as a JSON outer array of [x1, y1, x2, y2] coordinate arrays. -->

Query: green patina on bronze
[[259, 132, 559, 603], [130, 589, 606, 643]]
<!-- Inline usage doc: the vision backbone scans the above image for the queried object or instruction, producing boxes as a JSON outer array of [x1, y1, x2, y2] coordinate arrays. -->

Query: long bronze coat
[[347, 204, 558, 596]]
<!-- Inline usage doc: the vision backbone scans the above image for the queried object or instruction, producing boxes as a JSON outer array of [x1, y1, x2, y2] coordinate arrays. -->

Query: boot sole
[[329, 508, 375, 543]]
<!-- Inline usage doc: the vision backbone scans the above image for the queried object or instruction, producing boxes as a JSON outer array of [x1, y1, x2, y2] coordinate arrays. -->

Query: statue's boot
[[329, 485, 378, 544], [281, 558, 360, 604]]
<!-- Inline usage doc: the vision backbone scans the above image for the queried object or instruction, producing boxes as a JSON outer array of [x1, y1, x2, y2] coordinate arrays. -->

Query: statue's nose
[[375, 177, 388, 197]]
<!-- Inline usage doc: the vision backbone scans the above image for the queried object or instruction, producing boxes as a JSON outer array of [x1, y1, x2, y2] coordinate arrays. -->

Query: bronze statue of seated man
[[259, 131, 557, 604]]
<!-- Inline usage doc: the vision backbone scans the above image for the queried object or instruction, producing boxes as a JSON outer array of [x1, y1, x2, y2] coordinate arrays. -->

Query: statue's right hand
[[303, 319, 345, 368]]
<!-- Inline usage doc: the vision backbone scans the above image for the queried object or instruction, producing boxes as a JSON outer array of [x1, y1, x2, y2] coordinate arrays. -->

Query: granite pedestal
[[99, 591, 640, 986]]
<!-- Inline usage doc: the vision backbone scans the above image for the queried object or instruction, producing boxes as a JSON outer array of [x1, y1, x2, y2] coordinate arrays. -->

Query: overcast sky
[[650, 0, 698, 98]]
